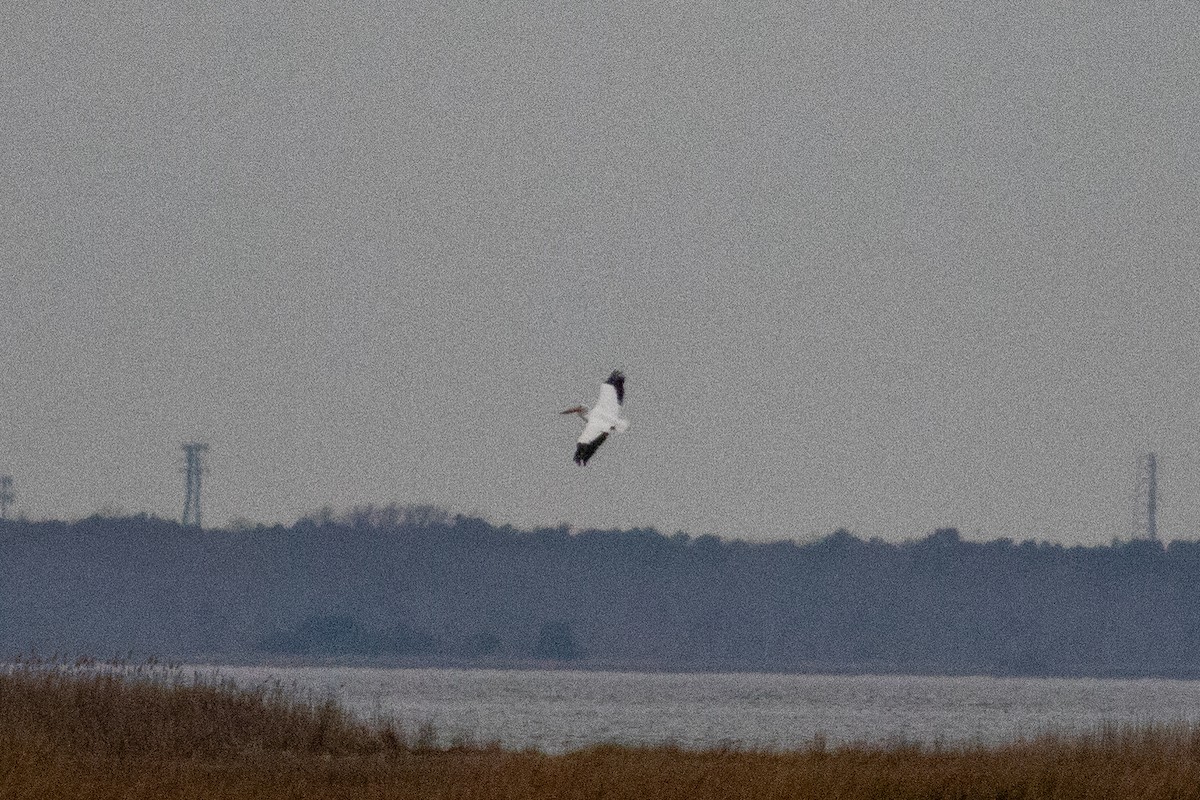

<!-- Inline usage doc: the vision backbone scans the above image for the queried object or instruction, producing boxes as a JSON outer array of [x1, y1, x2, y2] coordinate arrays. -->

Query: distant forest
[[1, 507, 1198, 678]]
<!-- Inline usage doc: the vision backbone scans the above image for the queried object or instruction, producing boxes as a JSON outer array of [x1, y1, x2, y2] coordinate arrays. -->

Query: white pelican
[[561, 370, 630, 465]]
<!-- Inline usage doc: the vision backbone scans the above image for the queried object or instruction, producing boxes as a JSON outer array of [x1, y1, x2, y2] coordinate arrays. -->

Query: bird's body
[[562, 370, 629, 465]]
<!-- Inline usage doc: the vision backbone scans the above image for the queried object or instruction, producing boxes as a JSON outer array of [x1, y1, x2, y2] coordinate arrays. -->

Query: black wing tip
[[574, 432, 609, 465], [605, 370, 625, 403]]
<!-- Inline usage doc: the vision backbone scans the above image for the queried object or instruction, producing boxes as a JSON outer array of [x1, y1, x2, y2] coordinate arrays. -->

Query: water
[[204, 665, 1200, 753]]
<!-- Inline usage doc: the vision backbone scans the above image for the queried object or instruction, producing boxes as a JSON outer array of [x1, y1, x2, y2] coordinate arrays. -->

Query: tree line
[[0, 509, 1196, 677]]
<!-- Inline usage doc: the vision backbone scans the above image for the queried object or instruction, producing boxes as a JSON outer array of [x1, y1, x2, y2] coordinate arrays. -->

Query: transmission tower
[[1133, 452, 1159, 541], [181, 443, 209, 528], [0, 476, 13, 520]]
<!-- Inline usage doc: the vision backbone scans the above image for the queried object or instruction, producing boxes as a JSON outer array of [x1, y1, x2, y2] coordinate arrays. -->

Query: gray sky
[[3, 2, 1199, 544]]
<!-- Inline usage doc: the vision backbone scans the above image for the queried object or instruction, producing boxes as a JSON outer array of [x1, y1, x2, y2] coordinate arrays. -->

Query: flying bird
[[561, 370, 630, 465]]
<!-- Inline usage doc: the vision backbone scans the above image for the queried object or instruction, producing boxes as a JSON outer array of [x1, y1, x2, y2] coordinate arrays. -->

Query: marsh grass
[[4, 658, 1200, 799]]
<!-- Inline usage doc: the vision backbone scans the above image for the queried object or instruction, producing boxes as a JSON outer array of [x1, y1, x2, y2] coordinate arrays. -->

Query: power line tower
[[0, 476, 13, 520], [1133, 452, 1160, 541], [181, 443, 209, 528]]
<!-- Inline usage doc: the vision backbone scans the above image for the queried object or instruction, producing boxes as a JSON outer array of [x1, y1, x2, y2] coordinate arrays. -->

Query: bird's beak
[[560, 406, 586, 415]]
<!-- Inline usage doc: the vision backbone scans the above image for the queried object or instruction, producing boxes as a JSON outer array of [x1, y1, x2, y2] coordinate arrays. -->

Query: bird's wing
[[574, 429, 609, 465], [605, 370, 625, 403], [592, 381, 622, 418], [577, 415, 609, 445], [574, 416, 610, 465]]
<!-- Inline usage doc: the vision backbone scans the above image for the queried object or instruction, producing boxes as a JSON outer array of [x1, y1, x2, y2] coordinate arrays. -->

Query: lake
[[204, 665, 1200, 753]]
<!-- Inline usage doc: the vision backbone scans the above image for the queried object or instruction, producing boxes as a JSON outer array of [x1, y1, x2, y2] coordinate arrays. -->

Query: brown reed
[[3, 657, 1200, 799]]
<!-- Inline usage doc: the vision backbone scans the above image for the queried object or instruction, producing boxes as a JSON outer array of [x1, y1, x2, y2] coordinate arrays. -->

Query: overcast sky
[[3, 2, 1199, 544]]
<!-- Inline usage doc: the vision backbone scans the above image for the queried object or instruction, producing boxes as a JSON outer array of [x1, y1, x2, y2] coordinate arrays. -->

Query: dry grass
[[4, 658, 1200, 799]]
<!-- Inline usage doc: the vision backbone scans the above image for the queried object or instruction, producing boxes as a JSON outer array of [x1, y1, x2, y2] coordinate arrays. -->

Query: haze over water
[[209, 666, 1200, 753]]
